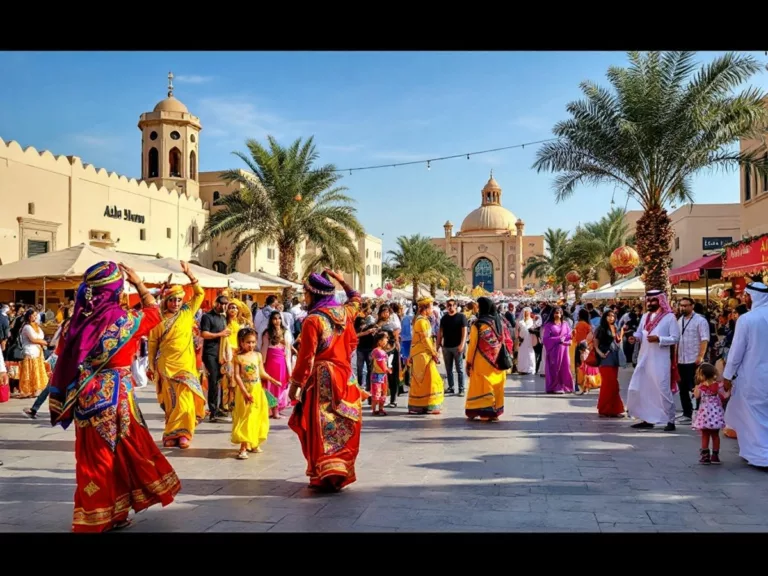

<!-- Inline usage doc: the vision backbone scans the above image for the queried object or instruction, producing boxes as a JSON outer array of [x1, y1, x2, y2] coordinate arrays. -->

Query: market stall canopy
[[581, 282, 617, 301], [227, 271, 262, 291], [669, 253, 722, 285], [722, 234, 768, 278], [0, 243, 188, 289], [149, 257, 231, 289], [245, 270, 302, 291]]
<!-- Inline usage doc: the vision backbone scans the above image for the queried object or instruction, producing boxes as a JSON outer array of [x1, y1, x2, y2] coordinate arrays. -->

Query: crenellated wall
[[0, 137, 212, 266]]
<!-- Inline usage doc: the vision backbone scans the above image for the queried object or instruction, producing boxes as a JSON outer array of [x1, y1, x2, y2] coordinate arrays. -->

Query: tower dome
[[459, 171, 518, 235]]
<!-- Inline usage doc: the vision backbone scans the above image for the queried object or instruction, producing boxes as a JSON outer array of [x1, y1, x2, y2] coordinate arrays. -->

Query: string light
[[334, 137, 557, 174]]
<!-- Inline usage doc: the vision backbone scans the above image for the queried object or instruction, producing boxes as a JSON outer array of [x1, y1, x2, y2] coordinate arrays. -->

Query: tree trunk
[[636, 207, 673, 294], [412, 280, 419, 306], [429, 283, 437, 297], [278, 242, 297, 302], [609, 269, 617, 285]]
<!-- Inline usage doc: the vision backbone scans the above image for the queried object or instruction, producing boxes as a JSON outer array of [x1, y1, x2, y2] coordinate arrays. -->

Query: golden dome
[[153, 96, 189, 113], [460, 205, 518, 235], [482, 176, 501, 193]]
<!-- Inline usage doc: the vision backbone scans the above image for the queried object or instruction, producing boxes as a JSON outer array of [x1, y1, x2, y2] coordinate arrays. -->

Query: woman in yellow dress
[[231, 327, 280, 460], [407, 297, 444, 415], [465, 297, 513, 421], [218, 299, 252, 414], [147, 262, 207, 449]]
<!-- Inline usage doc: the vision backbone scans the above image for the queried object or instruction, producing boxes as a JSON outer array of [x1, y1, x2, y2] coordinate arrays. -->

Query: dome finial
[[489, 169, 493, 179], [167, 71, 174, 98]]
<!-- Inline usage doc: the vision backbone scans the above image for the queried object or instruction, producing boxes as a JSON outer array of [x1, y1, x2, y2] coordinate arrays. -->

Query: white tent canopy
[[0, 243, 189, 288], [148, 257, 231, 289], [227, 271, 262, 291], [245, 270, 302, 291], [582, 276, 709, 301]]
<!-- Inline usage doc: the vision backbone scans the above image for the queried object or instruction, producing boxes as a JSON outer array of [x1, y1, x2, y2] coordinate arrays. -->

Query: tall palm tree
[[533, 51, 768, 292], [387, 235, 461, 303], [523, 228, 571, 294], [569, 207, 634, 284], [196, 136, 364, 299], [300, 243, 362, 281]]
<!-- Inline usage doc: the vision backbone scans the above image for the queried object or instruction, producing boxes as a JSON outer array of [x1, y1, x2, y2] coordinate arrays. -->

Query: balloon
[[374, 287, 384, 297]]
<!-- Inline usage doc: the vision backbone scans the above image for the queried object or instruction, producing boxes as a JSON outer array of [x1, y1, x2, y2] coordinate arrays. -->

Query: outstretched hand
[[180, 260, 192, 277], [119, 263, 142, 286], [323, 268, 344, 283]]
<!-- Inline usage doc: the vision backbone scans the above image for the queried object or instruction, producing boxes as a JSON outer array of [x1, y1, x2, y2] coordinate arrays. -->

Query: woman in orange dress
[[288, 270, 364, 493], [49, 261, 180, 532]]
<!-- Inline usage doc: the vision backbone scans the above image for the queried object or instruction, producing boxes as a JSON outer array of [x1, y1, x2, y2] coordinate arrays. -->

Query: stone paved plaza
[[1, 369, 767, 532]]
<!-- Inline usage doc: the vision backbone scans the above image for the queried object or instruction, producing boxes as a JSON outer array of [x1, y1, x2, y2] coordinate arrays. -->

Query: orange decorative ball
[[547, 275, 556, 284], [610, 246, 639, 276], [565, 270, 581, 284], [587, 280, 599, 290], [295, 194, 302, 202]]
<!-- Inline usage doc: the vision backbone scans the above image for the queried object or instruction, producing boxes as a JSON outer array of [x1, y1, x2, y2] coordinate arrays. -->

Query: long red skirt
[[73, 382, 180, 532], [289, 362, 362, 491], [597, 366, 625, 417]]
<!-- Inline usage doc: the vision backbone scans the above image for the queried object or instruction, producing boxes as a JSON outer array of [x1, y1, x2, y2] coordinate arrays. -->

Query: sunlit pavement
[[1, 367, 767, 532]]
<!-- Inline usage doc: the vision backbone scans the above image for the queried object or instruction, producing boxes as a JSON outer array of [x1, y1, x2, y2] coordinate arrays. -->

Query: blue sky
[[1, 51, 766, 256]]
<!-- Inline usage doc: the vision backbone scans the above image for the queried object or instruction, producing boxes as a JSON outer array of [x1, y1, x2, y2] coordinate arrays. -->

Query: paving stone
[[1, 368, 766, 532]]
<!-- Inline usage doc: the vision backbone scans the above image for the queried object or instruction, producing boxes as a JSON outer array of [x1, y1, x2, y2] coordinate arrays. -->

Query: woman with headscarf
[[49, 261, 180, 532], [465, 297, 514, 421], [287, 270, 365, 492], [516, 307, 538, 375], [541, 307, 574, 394], [407, 296, 445, 414], [147, 262, 207, 449]]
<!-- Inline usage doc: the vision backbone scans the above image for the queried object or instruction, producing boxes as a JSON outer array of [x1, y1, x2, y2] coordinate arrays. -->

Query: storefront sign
[[702, 237, 732, 250], [722, 234, 768, 278], [104, 205, 145, 224]]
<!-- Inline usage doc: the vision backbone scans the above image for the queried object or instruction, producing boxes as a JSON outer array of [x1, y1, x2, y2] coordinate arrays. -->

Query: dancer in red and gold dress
[[288, 270, 364, 492], [48, 261, 181, 532]]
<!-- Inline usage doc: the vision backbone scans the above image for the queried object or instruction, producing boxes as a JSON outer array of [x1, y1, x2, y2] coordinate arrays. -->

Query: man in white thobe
[[627, 290, 680, 431], [0, 346, 7, 466], [723, 282, 768, 467]]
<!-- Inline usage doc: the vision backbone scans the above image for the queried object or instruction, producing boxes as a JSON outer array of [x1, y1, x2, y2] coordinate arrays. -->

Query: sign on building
[[702, 237, 732, 251]]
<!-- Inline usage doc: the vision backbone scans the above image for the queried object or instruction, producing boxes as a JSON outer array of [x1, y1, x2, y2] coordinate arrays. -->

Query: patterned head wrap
[[164, 285, 186, 301], [745, 282, 768, 310], [417, 296, 434, 307], [304, 272, 339, 311], [644, 289, 672, 333]]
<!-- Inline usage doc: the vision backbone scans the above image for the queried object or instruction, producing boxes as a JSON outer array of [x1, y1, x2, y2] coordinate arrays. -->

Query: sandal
[[237, 450, 249, 460], [248, 446, 263, 453], [379, 409, 388, 416], [112, 519, 132, 531], [178, 438, 190, 450]]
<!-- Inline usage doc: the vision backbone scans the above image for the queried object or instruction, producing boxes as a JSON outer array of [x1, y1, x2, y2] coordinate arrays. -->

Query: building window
[[213, 261, 227, 274], [190, 150, 197, 181], [27, 202, 35, 215], [89, 230, 112, 242], [190, 133, 196, 143], [140, 229, 147, 241], [27, 239, 49, 258], [213, 191, 221, 203], [366, 265, 371, 275], [267, 248, 276, 260], [170, 131, 181, 140], [675, 237, 680, 251], [149, 131, 158, 141], [169, 147, 182, 178], [190, 227, 198, 245], [745, 166, 752, 201], [764, 153, 768, 193], [167, 228, 172, 239], [366, 249, 369, 258], [148, 147, 159, 178]]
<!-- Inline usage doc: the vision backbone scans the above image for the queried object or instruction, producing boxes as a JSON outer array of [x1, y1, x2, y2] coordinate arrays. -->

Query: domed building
[[431, 172, 544, 293]]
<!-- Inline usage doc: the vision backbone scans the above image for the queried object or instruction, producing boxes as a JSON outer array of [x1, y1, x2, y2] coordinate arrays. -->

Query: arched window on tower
[[190, 150, 197, 180], [169, 147, 182, 178], [213, 191, 221, 203], [148, 147, 159, 178], [744, 165, 752, 201]]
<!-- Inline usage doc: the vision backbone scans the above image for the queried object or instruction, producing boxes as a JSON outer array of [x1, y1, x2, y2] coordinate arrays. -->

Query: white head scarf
[[745, 282, 768, 310]]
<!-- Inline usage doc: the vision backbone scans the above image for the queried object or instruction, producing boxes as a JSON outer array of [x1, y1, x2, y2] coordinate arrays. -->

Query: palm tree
[[523, 228, 571, 294], [387, 235, 461, 303], [569, 207, 634, 284], [197, 136, 364, 299], [533, 51, 768, 292], [301, 243, 362, 281]]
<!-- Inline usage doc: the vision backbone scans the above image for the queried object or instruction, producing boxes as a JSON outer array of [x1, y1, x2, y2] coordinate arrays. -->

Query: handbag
[[617, 342, 627, 368]]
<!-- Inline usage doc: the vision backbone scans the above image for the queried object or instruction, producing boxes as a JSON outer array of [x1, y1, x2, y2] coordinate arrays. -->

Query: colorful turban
[[304, 272, 339, 311], [164, 285, 186, 301], [417, 296, 434, 307]]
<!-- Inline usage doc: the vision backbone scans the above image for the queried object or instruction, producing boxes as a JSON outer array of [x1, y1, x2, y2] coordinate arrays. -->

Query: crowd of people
[[1, 262, 767, 533]]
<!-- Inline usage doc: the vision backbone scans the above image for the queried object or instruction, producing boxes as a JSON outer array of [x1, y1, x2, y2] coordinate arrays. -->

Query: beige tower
[[138, 72, 202, 198], [515, 218, 525, 289]]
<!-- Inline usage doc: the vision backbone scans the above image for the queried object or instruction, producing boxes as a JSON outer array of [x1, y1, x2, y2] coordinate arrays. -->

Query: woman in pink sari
[[261, 310, 291, 418], [542, 306, 574, 394]]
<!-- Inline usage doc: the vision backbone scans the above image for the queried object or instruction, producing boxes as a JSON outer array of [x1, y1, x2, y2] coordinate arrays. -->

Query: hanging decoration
[[610, 246, 640, 276], [374, 287, 384, 297], [565, 270, 581, 284], [587, 280, 599, 291], [547, 275, 556, 284], [385, 281, 393, 291]]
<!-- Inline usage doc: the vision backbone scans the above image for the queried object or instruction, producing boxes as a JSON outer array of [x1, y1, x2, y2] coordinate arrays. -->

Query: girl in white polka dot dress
[[692, 363, 730, 465]]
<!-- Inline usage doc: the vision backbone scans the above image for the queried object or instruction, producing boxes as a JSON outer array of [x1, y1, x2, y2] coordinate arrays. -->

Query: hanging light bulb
[[349, 169, 352, 176], [466, 154, 470, 160], [427, 160, 431, 171]]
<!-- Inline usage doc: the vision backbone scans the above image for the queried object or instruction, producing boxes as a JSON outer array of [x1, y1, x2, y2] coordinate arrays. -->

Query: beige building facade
[[739, 108, 768, 237], [0, 74, 380, 286], [624, 202, 741, 270], [431, 173, 544, 294]]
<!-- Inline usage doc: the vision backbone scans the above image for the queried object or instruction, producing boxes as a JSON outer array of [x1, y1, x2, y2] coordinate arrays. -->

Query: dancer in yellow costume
[[148, 262, 207, 449], [407, 297, 444, 414], [219, 297, 254, 413]]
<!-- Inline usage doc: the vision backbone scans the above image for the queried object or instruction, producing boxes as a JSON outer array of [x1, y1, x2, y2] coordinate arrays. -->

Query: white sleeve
[[723, 319, 747, 381], [698, 316, 710, 342], [659, 314, 680, 347], [0, 347, 6, 373]]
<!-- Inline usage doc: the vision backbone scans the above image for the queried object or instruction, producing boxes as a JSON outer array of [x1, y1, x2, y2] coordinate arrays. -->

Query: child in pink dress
[[370, 333, 391, 416], [692, 362, 730, 465]]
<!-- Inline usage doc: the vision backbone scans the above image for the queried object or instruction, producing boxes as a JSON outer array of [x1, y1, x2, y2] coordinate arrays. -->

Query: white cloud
[[174, 74, 214, 84]]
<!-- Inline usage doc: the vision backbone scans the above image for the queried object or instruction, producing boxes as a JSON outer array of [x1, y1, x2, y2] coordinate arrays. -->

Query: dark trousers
[[388, 350, 401, 404], [31, 384, 50, 412], [678, 363, 697, 418], [442, 347, 465, 393], [357, 348, 373, 391], [534, 343, 543, 373], [203, 352, 222, 415]]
